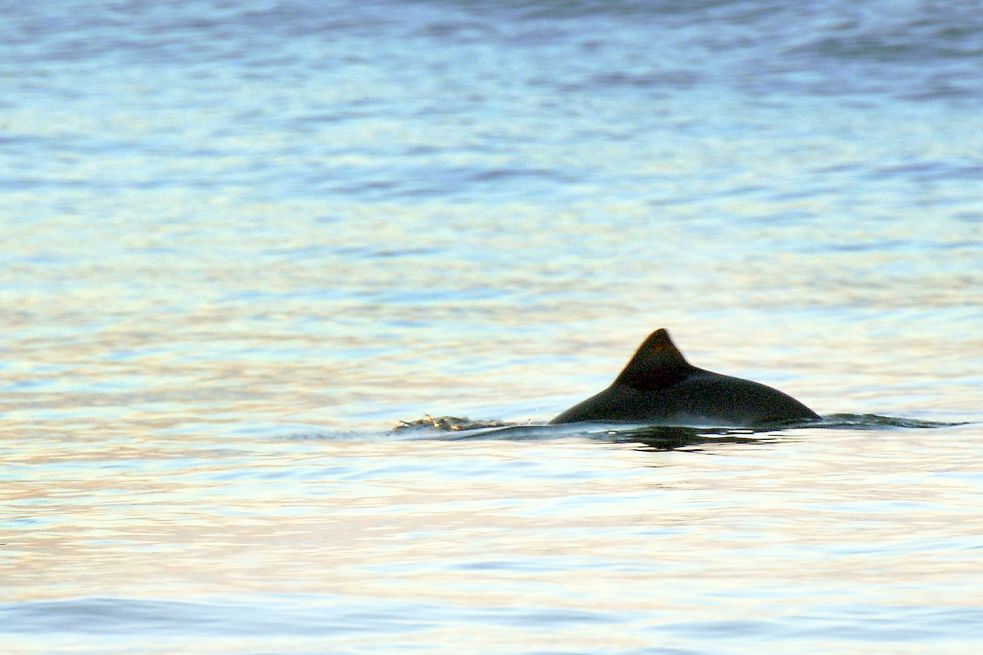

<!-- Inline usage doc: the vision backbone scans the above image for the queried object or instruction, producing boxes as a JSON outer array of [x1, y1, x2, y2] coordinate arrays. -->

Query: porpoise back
[[550, 328, 820, 427]]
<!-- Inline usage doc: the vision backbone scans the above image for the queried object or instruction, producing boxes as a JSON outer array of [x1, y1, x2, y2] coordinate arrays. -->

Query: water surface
[[1, 1, 981, 653]]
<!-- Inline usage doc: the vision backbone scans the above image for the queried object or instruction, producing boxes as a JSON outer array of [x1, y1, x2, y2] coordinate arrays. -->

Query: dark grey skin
[[550, 328, 820, 428]]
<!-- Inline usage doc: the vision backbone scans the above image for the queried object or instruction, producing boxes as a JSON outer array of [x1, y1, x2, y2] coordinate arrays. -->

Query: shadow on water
[[395, 419, 786, 451], [391, 414, 969, 451]]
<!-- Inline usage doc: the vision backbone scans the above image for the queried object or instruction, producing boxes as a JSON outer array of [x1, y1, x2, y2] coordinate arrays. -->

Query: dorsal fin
[[613, 328, 695, 390]]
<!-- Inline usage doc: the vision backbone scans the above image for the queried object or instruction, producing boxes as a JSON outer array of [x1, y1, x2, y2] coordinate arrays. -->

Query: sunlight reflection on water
[[6, 429, 983, 653]]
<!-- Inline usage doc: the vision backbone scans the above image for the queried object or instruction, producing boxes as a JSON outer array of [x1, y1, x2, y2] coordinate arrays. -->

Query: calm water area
[[2, 1, 982, 653]]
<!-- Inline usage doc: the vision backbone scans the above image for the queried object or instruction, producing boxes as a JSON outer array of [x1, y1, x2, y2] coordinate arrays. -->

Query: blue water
[[2, 1, 981, 653]]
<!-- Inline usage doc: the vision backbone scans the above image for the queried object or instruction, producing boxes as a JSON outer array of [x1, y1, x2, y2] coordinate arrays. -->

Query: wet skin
[[550, 329, 820, 428]]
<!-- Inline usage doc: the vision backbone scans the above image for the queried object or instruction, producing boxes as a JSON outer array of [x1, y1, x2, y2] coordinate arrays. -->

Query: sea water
[[1, 1, 981, 653]]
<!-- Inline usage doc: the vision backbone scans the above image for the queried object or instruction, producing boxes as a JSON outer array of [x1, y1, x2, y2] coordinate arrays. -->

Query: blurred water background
[[1, 1, 981, 653]]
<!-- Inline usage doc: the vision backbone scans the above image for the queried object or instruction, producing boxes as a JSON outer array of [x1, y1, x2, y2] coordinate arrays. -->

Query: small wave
[[392, 413, 970, 448], [817, 414, 968, 430], [395, 420, 775, 451], [393, 415, 519, 432]]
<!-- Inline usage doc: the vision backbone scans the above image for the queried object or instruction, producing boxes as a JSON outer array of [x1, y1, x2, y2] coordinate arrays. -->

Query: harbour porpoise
[[550, 328, 820, 427]]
